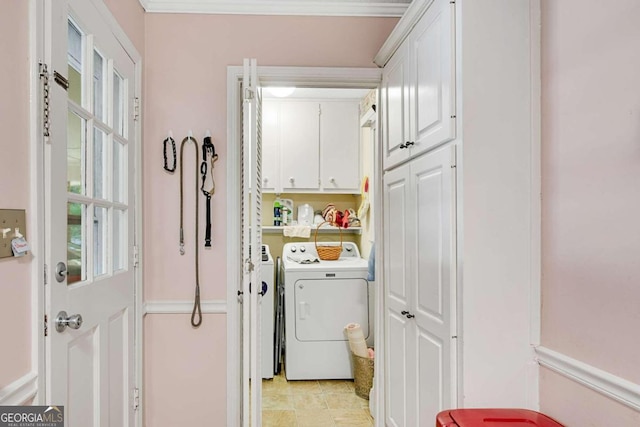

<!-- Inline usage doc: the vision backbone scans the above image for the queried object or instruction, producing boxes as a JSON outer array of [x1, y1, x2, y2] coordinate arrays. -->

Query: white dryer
[[282, 242, 369, 380]]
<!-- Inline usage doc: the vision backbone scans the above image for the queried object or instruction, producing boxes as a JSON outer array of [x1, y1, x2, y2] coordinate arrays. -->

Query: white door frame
[[28, 0, 143, 422], [226, 65, 384, 426]]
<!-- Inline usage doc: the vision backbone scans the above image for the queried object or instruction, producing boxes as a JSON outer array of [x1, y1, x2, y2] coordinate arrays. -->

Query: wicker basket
[[314, 221, 343, 260], [351, 352, 374, 399]]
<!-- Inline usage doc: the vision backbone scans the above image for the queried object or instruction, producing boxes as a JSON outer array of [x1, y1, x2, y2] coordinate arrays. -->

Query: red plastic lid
[[439, 409, 564, 427]]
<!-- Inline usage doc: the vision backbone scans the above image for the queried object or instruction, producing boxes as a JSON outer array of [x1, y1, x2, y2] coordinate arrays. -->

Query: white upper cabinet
[[262, 98, 361, 194], [280, 101, 320, 192], [261, 100, 280, 192], [320, 101, 361, 192], [382, 41, 412, 170], [410, 0, 455, 155], [382, 0, 455, 170]]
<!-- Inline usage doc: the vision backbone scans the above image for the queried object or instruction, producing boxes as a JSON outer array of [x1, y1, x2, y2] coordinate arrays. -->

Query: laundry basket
[[351, 352, 374, 399], [314, 221, 343, 260]]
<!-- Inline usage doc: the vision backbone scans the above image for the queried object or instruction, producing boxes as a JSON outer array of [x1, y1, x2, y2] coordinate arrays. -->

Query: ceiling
[[138, 0, 411, 17]]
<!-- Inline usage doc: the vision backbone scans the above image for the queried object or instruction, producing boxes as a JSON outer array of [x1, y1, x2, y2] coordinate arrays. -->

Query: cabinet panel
[[320, 101, 360, 191], [411, 0, 455, 155], [417, 329, 445, 426], [384, 166, 410, 306], [382, 42, 411, 170], [280, 101, 320, 191], [261, 100, 280, 192], [386, 312, 410, 427]]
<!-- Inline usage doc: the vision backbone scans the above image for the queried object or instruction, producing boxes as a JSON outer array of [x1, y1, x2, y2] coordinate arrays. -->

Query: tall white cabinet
[[379, 0, 539, 424], [384, 146, 455, 427]]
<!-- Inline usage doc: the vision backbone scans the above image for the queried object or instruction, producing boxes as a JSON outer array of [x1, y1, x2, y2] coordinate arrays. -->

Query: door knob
[[401, 310, 415, 319], [55, 262, 68, 283], [55, 311, 83, 333], [405, 141, 415, 147]]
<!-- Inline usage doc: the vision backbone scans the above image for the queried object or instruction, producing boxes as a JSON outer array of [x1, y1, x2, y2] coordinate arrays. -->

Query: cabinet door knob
[[399, 142, 407, 149], [263, 177, 268, 184], [401, 310, 415, 319], [405, 141, 415, 147], [329, 177, 335, 183], [401, 310, 409, 315], [289, 177, 294, 183]]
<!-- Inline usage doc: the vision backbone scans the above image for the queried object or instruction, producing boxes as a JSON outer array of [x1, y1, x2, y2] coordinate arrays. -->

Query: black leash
[[180, 135, 202, 328], [200, 135, 218, 247]]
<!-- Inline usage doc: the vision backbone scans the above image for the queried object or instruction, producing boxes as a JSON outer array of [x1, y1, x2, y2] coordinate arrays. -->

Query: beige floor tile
[[262, 410, 297, 427], [318, 380, 354, 393], [262, 394, 294, 410], [288, 380, 323, 394], [296, 409, 336, 427], [330, 409, 373, 427], [324, 393, 369, 410], [263, 378, 292, 395], [293, 393, 328, 410]]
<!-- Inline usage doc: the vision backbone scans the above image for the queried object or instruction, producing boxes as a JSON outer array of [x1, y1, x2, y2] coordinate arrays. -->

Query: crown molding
[[138, 0, 409, 17], [374, 0, 434, 66]]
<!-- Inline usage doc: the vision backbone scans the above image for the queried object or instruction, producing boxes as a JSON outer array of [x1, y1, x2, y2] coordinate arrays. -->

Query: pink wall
[[0, 0, 33, 389], [540, 0, 640, 421], [143, 13, 396, 425], [103, 0, 146, 56]]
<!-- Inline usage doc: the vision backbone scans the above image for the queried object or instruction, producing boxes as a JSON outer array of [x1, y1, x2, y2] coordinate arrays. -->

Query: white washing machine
[[282, 241, 369, 380], [260, 245, 275, 379]]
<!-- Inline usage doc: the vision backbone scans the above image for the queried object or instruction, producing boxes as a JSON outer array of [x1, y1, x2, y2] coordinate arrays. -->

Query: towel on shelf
[[344, 323, 369, 358], [287, 254, 320, 264], [283, 225, 311, 238]]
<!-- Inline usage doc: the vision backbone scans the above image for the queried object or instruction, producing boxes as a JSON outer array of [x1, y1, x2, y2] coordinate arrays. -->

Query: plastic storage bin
[[436, 409, 564, 427]]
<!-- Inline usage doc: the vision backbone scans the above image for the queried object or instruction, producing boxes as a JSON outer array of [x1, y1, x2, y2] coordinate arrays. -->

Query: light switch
[[0, 209, 27, 259]]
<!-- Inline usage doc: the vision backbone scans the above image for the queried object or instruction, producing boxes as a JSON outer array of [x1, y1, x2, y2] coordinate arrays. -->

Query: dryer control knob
[[290, 246, 297, 253], [300, 246, 306, 253]]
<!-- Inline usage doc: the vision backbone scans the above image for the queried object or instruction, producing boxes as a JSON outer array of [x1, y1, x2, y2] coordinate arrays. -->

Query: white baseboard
[[536, 346, 640, 411], [143, 300, 227, 315], [0, 371, 38, 405]]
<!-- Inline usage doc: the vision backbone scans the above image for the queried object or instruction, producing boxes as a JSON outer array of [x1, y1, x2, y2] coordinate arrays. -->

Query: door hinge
[[133, 388, 140, 411], [244, 88, 254, 100], [44, 314, 48, 337], [39, 62, 50, 139], [133, 245, 139, 268], [133, 97, 140, 122], [44, 263, 48, 285]]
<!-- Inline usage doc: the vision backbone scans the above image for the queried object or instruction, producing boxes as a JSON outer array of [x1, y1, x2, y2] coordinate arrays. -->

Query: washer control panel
[[282, 242, 360, 259]]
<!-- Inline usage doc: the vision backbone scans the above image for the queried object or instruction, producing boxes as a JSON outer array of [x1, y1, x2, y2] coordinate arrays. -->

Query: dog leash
[[163, 136, 177, 172], [180, 136, 202, 328], [200, 135, 218, 247]]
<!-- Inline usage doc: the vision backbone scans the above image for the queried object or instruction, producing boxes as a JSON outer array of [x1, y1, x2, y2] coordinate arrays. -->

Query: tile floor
[[259, 371, 373, 427]]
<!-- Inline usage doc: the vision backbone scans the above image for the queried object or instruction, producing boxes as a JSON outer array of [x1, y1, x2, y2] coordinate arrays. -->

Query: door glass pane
[[93, 50, 106, 121], [93, 206, 108, 277], [93, 128, 107, 199], [67, 202, 86, 285], [68, 111, 86, 195], [113, 140, 126, 203], [67, 20, 83, 105], [113, 71, 125, 136], [113, 209, 126, 271]]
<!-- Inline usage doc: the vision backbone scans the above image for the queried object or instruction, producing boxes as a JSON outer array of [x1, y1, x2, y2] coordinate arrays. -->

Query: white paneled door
[[46, 0, 137, 425]]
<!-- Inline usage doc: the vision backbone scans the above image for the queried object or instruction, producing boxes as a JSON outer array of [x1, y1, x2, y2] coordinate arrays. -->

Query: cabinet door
[[383, 165, 414, 427], [410, 145, 455, 425], [410, 0, 455, 156], [261, 100, 280, 192], [320, 101, 360, 192], [382, 41, 412, 171], [280, 101, 320, 191]]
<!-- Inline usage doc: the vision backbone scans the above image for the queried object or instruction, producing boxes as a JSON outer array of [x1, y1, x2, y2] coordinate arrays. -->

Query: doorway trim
[[226, 65, 383, 426], [29, 0, 143, 421]]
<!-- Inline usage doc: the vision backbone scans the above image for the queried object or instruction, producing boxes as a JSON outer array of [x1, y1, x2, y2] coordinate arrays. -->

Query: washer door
[[295, 278, 369, 341]]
